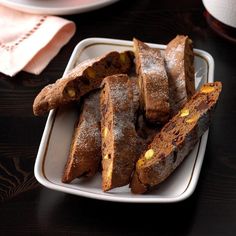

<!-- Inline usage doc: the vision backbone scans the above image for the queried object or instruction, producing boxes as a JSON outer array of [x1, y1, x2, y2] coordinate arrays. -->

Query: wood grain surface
[[0, 0, 236, 235]]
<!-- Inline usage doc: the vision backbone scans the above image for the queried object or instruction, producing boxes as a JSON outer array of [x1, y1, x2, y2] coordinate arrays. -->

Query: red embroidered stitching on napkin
[[0, 16, 47, 52]]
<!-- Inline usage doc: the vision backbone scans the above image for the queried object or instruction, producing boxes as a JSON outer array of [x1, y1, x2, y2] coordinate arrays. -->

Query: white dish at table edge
[[34, 37, 214, 203], [0, 0, 119, 15]]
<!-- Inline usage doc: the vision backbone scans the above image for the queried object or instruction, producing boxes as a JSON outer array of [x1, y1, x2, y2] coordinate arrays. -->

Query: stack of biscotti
[[100, 74, 139, 191], [62, 90, 101, 183], [130, 82, 222, 194], [33, 50, 134, 116], [164, 35, 195, 115]]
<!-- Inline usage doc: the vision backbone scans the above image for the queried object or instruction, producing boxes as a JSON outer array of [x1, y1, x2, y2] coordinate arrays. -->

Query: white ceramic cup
[[202, 0, 236, 28]]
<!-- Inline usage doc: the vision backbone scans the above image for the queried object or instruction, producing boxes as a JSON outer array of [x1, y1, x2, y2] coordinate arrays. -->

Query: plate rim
[[34, 37, 214, 203], [0, 0, 119, 15]]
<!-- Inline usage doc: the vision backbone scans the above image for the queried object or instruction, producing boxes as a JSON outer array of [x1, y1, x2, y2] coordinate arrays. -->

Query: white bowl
[[203, 0, 236, 28]]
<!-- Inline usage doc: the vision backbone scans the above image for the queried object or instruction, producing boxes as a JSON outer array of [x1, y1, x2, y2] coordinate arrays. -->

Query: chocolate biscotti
[[164, 35, 195, 115], [33, 51, 134, 116], [131, 82, 222, 194], [62, 90, 101, 183], [100, 74, 139, 191], [133, 38, 170, 124]]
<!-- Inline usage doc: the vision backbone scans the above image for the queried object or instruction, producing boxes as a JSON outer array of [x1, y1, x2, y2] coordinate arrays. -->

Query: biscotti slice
[[62, 90, 101, 183], [133, 38, 170, 124], [131, 82, 222, 194], [100, 74, 139, 191], [164, 35, 195, 115], [33, 51, 134, 116]]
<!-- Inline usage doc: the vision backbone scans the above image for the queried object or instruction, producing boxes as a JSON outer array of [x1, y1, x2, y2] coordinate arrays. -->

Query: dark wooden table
[[0, 0, 236, 235]]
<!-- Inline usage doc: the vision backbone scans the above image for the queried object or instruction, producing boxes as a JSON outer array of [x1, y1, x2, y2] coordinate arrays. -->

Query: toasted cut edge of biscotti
[[33, 50, 134, 116], [131, 81, 222, 194]]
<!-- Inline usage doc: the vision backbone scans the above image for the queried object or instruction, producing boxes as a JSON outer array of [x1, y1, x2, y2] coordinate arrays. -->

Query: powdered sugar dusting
[[108, 78, 132, 140], [164, 35, 195, 114], [140, 49, 167, 78], [109, 80, 129, 111], [165, 55, 177, 70], [103, 75, 138, 143], [75, 91, 101, 149], [175, 44, 184, 52], [76, 118, 101, 149], [165, 43, 184, 70], [113, 120, 125, 140]]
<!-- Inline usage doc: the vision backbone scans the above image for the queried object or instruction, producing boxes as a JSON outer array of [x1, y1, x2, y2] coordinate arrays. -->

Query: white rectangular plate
[[34, 38, 214, 203]]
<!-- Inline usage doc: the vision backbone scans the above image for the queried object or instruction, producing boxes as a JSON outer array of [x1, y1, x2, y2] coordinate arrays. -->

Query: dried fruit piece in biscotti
[[164, 35, 195, 115], [100, 74, 139, 192], [133, 38, 170, 124], [131, 82, 222, 194], [33, 51, 134, 116], [62, 90, 101, 183]]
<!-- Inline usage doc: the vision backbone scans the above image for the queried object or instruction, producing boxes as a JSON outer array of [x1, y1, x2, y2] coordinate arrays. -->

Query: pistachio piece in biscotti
[[66, 88, 76, 98], [200, 85, 215, 94], [180, 108, 190, 117], [144, 149, 155, 160], [33, 50, 134, 116], [185, 114, 200, 124], [103, 127, 108, 139]]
